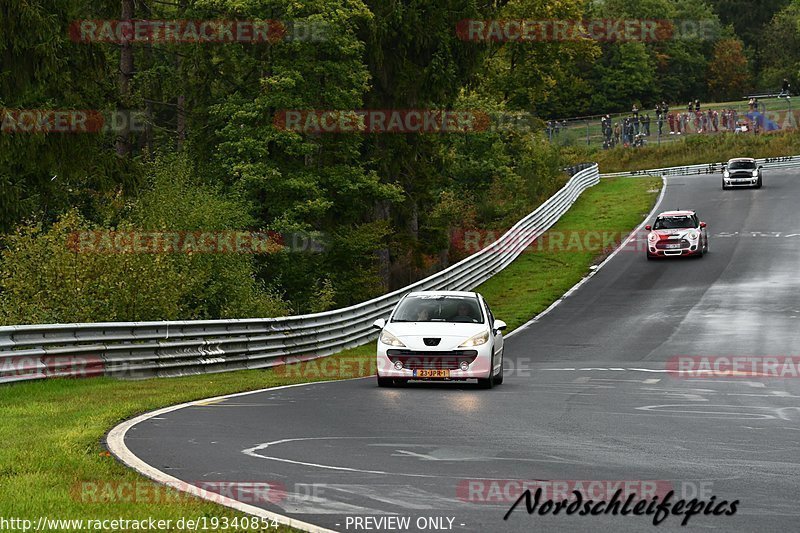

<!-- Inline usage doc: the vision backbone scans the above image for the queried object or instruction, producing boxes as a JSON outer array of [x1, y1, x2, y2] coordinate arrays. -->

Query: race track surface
[[122, 170, 800, 533]]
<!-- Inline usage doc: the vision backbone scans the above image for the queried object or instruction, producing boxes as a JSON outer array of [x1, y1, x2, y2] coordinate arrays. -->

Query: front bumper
[[376, 347, 494, 379], [647, 242, 702, 257], [724, 176, 759, 187]]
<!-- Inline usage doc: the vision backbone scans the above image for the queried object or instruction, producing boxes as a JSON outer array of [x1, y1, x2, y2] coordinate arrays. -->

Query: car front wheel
[[377, 375, 395, 387], [493, 348, 504, 385], [477, 353, 496, 389]]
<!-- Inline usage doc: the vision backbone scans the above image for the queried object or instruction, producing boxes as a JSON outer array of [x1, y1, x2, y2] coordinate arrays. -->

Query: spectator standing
[[668, 112, 675, 134], [781, 78, 791, 97], [613, 122, 621, 145], [643, 114, 650, 136]]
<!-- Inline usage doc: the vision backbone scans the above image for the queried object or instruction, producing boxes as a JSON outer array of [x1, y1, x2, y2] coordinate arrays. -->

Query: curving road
[[119, 170, 800, 532]]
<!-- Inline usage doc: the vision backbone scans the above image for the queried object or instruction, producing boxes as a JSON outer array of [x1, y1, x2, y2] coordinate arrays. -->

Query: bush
[[0, 156, 290, 325]]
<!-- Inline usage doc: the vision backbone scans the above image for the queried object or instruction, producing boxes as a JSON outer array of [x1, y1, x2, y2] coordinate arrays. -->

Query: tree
[[759, 1, 800, 92], [707, 38, 750, 100]]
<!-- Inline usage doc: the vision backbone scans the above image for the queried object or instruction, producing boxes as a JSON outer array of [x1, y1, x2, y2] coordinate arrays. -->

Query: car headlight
[[648, 232, 658, 242], [723, 171, 730, 178], [687, 230, 699, 240], [751, 170, 759, 177], [459, 330, 490, 348], [379, 329, 406, 347]]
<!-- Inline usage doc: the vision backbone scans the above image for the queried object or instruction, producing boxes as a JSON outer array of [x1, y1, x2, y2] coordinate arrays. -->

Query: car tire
[[493, 348, 504, 385], [646, 253, 655, 260], [477, 354, 496, 389], [722, 181, 728, 190], [377, 376, 395, 387], [755, 177, 763, 189]]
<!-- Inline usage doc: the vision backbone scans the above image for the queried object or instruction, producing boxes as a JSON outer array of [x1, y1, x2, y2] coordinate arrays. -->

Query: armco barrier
[[0, 165, 601, 384], [600, 155, 800, 178]]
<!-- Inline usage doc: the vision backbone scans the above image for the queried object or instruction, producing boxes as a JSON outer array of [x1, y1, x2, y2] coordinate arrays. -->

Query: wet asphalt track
[[122, 170, 800, 533]]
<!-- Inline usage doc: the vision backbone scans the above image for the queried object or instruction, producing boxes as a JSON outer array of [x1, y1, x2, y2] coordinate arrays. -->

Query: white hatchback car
[[373, 291, 506, 388]]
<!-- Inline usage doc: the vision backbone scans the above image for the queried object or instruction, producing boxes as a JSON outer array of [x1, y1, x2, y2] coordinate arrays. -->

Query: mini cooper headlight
[[648, 232, 659, 242], [723, 170, 730, 178], [687, 230, 699, 241], [459, 330, 490, 348], [752, 170, 759, 177], [379, 329, 406, 347]]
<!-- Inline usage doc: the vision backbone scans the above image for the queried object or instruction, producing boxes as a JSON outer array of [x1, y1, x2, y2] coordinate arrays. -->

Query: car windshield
[[392, 295, 484, 324], [653, 216, 696, 230], [728, 161, 756, 170]]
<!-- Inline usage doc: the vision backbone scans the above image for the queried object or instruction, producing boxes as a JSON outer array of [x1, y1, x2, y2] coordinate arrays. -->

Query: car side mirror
[[645, 225, 652, 231], [758, 165, 763, 169], [493, 319, 507, 333], [700, 222, 707, 228], [372, 318, 386, 330]]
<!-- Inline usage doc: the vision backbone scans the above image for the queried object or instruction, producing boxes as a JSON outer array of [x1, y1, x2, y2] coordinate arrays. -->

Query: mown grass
[[591, 130, 800, 173], [476, 176, 661, 329], [0, 176, 660, 531]]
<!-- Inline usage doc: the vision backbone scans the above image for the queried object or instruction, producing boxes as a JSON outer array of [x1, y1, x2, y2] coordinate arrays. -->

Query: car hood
[[727, 168, 756, 174], [385, 322, 489, 340], [650, 228, 698, 239]]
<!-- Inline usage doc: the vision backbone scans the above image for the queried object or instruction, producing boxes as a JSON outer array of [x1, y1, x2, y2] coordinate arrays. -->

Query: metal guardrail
[[0, 165, 601, 384], [600, 155, 800, 178]]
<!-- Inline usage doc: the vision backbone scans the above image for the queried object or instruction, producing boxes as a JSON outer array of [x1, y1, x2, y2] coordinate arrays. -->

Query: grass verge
[[0, 176, 661, 531]]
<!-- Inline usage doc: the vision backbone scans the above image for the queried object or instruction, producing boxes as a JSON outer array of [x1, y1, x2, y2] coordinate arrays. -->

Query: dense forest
[[0, 0, 797, 324]]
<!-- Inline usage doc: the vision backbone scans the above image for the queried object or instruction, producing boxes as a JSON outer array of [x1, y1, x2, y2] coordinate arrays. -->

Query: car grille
[[655, 239, 689, 250], [423, 338, 440, 346], [385, 350, 478, 370]]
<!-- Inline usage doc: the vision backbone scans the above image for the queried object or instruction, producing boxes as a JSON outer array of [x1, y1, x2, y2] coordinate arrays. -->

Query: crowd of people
[[549, 91, 788, 150], [599, 99, 757, 149], [544, 119, 569, 138]]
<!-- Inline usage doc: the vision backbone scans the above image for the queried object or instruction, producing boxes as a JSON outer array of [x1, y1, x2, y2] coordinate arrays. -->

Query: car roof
[[727, 157, 755, 163], [657, 210, 696, 217], [406, 290, 478, 298]]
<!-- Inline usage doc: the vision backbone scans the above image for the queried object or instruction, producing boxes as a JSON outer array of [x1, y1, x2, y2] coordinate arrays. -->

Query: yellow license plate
[[414, 369, 450, 378]]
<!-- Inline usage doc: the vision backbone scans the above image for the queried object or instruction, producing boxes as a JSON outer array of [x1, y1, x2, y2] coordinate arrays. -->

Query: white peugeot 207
[[373, 291, 507, 388]]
